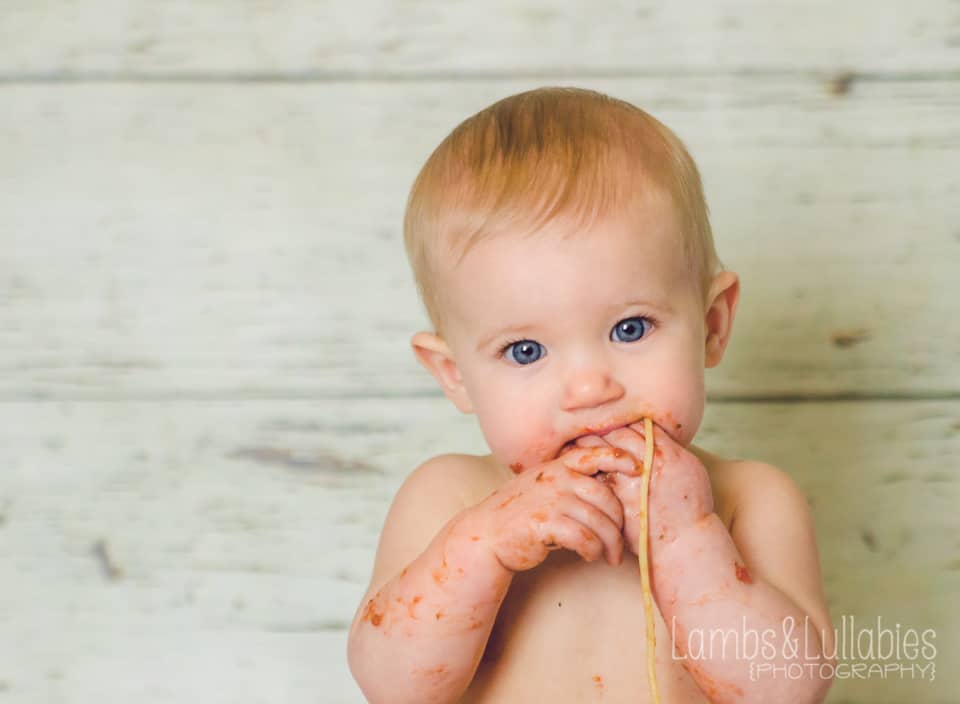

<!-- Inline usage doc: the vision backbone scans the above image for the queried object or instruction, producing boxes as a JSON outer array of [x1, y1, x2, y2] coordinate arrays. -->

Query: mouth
[[560, 420, 642, 450]]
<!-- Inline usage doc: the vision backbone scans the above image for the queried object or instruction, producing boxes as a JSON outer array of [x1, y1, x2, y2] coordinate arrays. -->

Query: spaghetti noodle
[[639, 416, 659, 704]]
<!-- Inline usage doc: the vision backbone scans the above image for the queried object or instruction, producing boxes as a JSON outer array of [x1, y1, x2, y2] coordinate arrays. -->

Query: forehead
[[446, 195, 691, 332]]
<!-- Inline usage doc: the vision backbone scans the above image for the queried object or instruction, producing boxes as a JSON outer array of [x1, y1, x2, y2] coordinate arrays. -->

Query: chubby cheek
[[643, 365, 705, 448], [657, 395, 703, 448], [471, 392, 559, 474]]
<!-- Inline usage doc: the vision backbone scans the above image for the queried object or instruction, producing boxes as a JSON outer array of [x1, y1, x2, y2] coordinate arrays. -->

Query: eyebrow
[[475, 298, 673, 352]]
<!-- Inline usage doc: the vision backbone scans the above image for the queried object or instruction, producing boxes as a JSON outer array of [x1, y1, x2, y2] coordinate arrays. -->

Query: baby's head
[[404, 86, 739, 471]]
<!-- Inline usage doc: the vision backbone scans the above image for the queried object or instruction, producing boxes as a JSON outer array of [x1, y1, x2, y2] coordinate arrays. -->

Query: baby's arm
[[348, 446, 631, 704], [652, 459, 836, 704], [583, 425, 834, 703], [347, 455, 514, 704], [650, 446, 832, 704]]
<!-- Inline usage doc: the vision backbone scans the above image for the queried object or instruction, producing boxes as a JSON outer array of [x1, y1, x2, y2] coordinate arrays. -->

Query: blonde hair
[[403, 86, 724, 337]]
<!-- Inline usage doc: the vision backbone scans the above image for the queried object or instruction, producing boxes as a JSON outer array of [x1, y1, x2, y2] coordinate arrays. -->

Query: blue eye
[[497, 315, 656, 366], [611, 316, 654, 343], [499, 339, 545, 365]]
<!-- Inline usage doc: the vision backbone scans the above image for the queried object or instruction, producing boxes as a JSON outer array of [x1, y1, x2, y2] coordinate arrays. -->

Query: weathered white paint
[[0, 400, 956, 702], [2, 79, 958, 400], [0, 1, 957, 76], [1, 2, 957, 702]]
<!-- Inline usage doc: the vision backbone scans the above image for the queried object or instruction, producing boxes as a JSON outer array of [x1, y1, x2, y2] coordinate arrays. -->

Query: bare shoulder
[[687, 444, 751, 531], [688, 444, 809, 530], [726, 458, 812, 528], [358, 452, 494, 602]]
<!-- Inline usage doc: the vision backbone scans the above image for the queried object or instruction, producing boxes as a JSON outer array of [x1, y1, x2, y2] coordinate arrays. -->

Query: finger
[[626, 419, 657, 439], [575, 431, 646, 475], [537, 515, 605, 563], [559, 495, 625, 566], [627, 419, 674, 456], [569, 472, 625, 530], [573, 437, 629, 481], [599, 428, 648, 474], [558, 446, 636, 475]]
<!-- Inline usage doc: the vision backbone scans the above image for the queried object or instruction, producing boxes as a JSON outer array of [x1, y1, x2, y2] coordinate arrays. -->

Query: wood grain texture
[[0, 399, 955, 702], [2, 2, 957, 702], [0, 0, 958, 77], [2, 78, 958, 400]]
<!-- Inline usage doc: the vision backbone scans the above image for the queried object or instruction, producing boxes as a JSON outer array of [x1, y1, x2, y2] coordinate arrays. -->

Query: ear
[[703, 271, 740, 369], [410, 332, 475, 414]]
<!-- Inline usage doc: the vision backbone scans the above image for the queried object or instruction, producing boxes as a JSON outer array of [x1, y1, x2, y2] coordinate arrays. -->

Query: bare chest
[[462, 551, 712, 703], [461, 448, 738, 703]]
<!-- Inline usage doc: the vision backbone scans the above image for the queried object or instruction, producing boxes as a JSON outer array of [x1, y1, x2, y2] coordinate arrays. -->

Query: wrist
[[446, 505, 516, 585]]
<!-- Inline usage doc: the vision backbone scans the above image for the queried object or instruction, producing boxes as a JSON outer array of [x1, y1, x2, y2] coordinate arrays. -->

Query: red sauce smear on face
[[592, 674, 604, 690], [734, 561, 753, 584]]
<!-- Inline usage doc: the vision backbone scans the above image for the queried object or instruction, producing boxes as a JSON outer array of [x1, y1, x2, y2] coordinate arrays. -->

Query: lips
[[561, 421, 634, 449]]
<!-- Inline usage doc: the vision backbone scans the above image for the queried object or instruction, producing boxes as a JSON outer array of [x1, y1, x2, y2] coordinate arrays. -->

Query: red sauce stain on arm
[[406, 595, 423, 619], [684, 659, 745, 700], [412, 663, 451, 687], [734, 561, 753, 584], [362, 595, 384, 627], [496, 493, 520, 509], [509, 462, 524, 474]]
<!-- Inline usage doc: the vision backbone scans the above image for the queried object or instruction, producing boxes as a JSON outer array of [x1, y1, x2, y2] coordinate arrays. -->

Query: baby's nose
[[559, 366, 625, 411]]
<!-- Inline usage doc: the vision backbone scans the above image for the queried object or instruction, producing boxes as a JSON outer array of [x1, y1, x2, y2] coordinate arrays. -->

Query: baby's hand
[[466, 447, 637, 572], [569, 421, 714, 558]]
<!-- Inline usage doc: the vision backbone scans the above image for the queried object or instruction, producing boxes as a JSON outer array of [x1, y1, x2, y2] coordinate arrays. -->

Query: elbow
[[347, 623, 451, 704], [808, 652, 837, 704], [771, 654, 836, 704], [347, 621, 388, 704]]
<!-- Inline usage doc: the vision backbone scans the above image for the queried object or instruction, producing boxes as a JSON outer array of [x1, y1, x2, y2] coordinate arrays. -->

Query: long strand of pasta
[[640, 416, 660, 704]]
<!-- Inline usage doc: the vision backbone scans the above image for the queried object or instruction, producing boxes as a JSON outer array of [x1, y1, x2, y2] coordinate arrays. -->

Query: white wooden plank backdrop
[[1, 1, 958, 76], [2, 79, 958, 400], [1, 3, 958, 703]]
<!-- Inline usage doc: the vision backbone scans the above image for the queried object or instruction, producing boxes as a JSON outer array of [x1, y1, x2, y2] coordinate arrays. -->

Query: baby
[[347, 86, 836, 703]]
